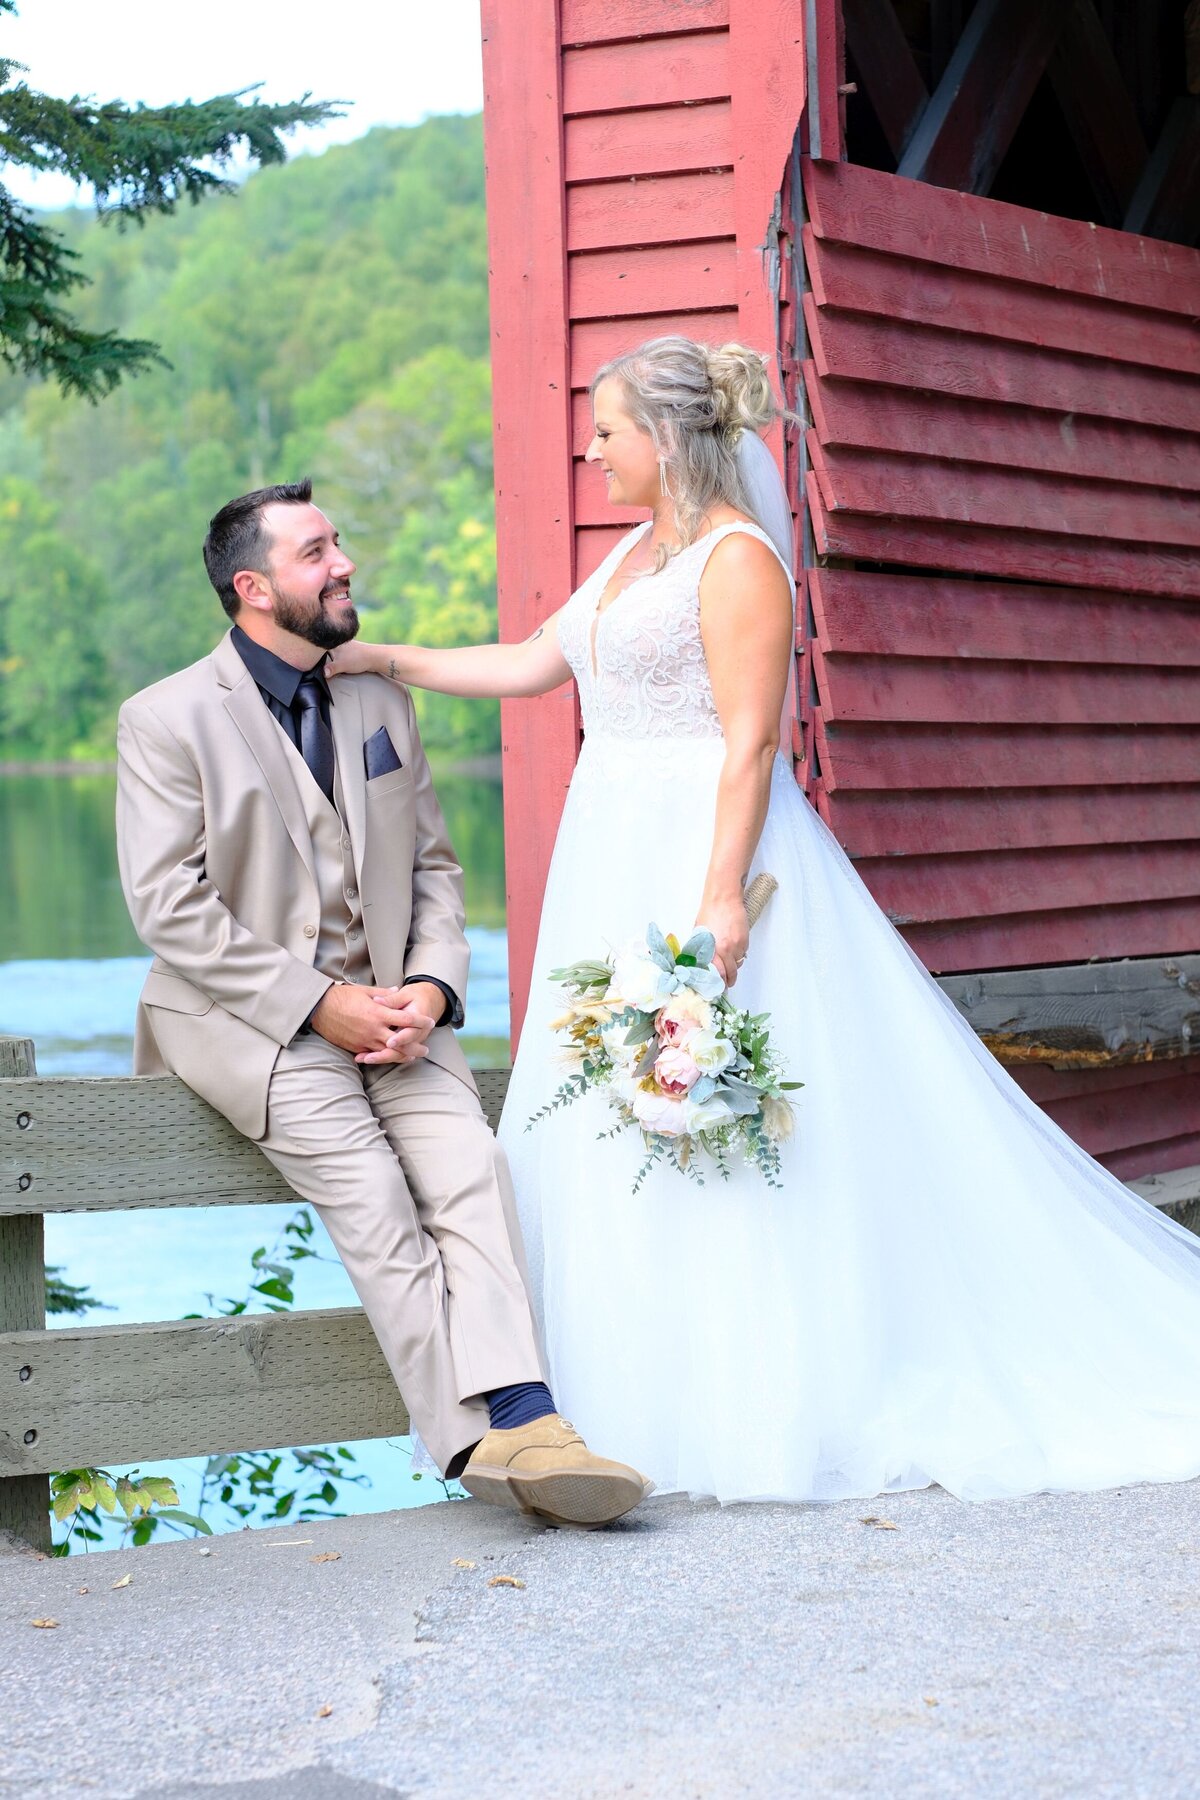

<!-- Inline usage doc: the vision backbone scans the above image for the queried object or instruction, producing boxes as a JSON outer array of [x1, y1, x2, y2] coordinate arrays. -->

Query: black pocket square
[[364, 725, 404, 779]]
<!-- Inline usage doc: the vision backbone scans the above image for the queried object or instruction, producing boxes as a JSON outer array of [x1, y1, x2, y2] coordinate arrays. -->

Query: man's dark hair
[[203, 478, 313, 619]]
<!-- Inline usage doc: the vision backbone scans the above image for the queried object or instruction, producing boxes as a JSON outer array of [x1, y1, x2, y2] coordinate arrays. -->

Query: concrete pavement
[[5, 1479, 1200, 1798]]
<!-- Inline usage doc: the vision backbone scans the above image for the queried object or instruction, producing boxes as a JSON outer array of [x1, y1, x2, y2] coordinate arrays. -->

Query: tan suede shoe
[[460, 1415, 652, 1528]]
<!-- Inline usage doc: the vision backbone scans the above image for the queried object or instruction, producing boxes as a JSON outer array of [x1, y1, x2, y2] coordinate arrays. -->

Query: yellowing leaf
[[92, 1477, 118, 1515], [451, 1558, 476, 1569], [487, 1575, 526, 1589], [923, 1696, 939, 1707], [310, 1552, 341, 1564], [30, 1618, 59, 1629], [111, 1572, 133, 1589], [316, 1704, 334, 1719], [859, 1516, 899, 1531]]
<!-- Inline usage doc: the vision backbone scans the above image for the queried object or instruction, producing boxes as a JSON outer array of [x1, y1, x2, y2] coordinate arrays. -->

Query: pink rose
[[655, 991, 711, 1045], [654, 1045, 702, 1096], [631, 1087, 686, 1136]]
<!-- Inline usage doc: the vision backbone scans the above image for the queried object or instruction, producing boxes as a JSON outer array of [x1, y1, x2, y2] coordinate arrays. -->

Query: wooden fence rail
[[0, 1038, 511, 1554], [4, 1022, 1198, 1555]]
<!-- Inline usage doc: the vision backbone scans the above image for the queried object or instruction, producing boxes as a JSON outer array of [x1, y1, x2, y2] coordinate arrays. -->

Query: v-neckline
[[588, 522, 655, 678]]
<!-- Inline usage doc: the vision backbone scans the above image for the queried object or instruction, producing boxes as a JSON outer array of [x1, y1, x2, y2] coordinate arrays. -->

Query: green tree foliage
[[0, 0, 338, 398], [0, 114, 500, 760]]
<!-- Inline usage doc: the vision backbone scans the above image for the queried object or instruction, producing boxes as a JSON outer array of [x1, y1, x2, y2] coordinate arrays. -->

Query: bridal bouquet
[[528, 884, 801, 1192]]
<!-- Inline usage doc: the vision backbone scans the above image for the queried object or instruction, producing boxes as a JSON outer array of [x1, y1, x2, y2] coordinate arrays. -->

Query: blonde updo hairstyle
[[590, 335, 778, 571]]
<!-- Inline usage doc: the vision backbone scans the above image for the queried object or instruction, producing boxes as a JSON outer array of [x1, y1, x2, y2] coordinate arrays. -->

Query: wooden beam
[[0, 1070, 514, 1219], [0, 1039, 49, 1552], [898, 0, 1073, 195], [841, 0, 928, 162], [1047, 0, 1150, 224], [804, 0, 844, 161], [481, 0, 578, 1047], [1124, 97, 1200, 247], [939, 955, 1200, 1067], [0, 1308, 408, 1477]]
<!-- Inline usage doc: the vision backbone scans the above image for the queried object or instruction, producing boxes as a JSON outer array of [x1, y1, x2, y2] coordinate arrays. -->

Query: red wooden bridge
[[480, 0, 1200, 1188]]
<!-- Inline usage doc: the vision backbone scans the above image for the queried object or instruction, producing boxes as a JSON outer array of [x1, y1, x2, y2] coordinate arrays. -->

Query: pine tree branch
[[0, 84, 343, 218]]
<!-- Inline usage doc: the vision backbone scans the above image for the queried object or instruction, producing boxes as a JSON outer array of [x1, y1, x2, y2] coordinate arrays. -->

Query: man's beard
[[271, 583, 360, 649]]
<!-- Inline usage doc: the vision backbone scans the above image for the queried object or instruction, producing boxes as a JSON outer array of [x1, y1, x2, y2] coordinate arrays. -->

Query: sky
[[2, 0, 485, 208]]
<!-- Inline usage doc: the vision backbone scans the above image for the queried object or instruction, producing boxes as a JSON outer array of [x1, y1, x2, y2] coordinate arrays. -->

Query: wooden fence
[[0, 1036, 511, 1554], [4, 1030, 1198, 1554]]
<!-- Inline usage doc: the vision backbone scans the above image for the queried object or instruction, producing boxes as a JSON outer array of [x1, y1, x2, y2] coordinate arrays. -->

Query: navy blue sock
[[486, 1381, 557, 1432]]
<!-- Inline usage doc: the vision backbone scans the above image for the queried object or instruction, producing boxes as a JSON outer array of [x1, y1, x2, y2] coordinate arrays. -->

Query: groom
[[115, 479, 647, 1528]]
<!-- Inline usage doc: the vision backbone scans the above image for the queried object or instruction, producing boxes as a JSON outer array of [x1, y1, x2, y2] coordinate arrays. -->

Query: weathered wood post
[[0, 1036, 51, 1552]]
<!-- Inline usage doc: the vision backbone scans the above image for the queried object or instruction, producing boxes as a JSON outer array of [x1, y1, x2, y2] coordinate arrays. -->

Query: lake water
[[0, 772, 511, 1548]]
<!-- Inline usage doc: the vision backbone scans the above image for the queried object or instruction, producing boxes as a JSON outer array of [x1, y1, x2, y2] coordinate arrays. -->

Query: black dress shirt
[[230, 626, 461, 1030]]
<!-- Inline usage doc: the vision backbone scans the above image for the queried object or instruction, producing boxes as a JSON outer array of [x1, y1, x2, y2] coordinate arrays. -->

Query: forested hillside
[[0, 113, 498, 759]]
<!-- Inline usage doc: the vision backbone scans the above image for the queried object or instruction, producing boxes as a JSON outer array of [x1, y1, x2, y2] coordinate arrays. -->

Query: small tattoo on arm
[[528, 627, 544, 642], [388, 658, 398, 681]]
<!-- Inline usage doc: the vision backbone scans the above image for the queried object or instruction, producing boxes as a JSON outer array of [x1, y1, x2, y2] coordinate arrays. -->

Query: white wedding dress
[[498, 519, 1200, 1504]]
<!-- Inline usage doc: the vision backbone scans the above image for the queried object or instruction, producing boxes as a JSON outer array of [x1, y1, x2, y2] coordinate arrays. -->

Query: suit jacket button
[[303, 924, 317, 938]]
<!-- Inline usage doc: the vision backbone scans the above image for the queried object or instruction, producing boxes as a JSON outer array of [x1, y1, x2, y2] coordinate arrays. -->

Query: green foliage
[[0, 115, 499, 761], [45, 1263, 112, 1315]]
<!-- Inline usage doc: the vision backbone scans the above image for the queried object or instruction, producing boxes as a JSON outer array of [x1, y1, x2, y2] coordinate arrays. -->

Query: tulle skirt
[[498, 735, 1200, 1503]]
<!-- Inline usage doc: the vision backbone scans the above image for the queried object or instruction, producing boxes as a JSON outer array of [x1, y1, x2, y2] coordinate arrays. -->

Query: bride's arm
[[327, 611, 572, 699], [697, 534, 794, 987]]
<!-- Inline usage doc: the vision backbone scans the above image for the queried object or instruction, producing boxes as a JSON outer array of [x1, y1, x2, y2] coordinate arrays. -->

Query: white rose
[[681, 1090, 737, 1135], [687, 1028, 736, 1074], [611, 948, 677, 1014], [631, 1086, 687, 1137]]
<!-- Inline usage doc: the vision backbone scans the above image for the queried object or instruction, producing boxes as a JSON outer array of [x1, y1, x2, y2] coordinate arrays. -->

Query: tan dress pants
[[256, 1036, 546, 1474]]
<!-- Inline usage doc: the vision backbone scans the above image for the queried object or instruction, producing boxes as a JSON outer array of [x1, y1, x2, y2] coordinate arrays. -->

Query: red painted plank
[[561, 0, 730, 46], [1102, 1134, 1200, 1181], [806, 475, 1200, 599], [804, 365, 1200, 494], [814, 717, 1200, 792], [575, 523, 638, 581], [807, 569, 1200, 665], [481, 0, 579, 1043], [565, 101, 733, 183], [728, 0, 807, 357], [804, 295, 1200, 434], [902, 896, 1200, 974], [813, 648, 1200, 726], [803, 230, 1200, 376], [1045, 1072, 1200, 1157], [569, 238, 737, 320], [567, 170, 736, 251], [859, 841, 1200, 925], [808, 436, 1200, 548], [823, 787, 1200, 859], [562, 30, 729, 114], [570, 310, 738, 385], [1017, 1055, 1200, 1107], [803, 155, 1200, 317], [806, 0, 845, 162]]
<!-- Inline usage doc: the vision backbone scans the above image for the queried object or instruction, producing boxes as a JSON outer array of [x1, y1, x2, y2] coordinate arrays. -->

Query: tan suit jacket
[[116, 629, 474, 1140]]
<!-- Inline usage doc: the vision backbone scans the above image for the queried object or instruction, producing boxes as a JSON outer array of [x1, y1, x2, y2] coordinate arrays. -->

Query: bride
[[331, 334, 1200, 1506]]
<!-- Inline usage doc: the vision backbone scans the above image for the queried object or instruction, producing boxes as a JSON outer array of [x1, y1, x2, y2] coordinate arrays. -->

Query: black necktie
[[295, 672, 335, 806]]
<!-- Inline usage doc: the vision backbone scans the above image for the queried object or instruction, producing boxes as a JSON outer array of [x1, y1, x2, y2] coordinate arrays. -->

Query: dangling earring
[[658, 456, 672, 498]]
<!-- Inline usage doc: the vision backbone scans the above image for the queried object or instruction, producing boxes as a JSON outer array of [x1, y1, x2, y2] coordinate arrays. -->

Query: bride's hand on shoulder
[[326, 641, 392, 679], [698, 890, 750, 990]]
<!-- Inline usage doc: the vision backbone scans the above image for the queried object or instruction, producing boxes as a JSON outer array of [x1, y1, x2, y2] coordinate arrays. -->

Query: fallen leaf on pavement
[[76, 1587, 88, 1595], [310, 1552, 341, 1564], [451, 1558, 476, 1569], [30, 1618, 59, 1629], [111, 1573, 133, 1588], [923, 1696, 939, 1707], [488, 1575, 526, 1589], [316, 1704, 334, 1719], [859, 1517, 899, 1531]]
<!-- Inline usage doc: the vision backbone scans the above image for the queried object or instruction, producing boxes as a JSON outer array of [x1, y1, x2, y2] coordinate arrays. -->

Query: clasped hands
[[311, 980, 444, 1065]]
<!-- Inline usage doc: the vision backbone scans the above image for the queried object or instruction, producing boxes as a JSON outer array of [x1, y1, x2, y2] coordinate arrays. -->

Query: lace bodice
[[556, 520, 793, 740]]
